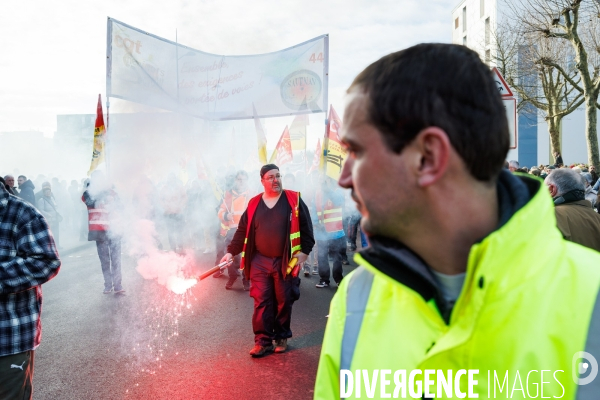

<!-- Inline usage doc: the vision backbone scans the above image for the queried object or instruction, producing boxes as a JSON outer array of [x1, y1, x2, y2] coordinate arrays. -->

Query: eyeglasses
[[263, 174, 282, 182]]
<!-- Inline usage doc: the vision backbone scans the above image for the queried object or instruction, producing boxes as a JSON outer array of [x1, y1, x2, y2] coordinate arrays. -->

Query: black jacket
[[228, 191, 315, 280], [18, 180, 36, 205]]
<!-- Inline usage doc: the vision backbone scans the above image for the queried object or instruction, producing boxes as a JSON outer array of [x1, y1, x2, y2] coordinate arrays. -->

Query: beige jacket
[[555, 199, 600, 252]]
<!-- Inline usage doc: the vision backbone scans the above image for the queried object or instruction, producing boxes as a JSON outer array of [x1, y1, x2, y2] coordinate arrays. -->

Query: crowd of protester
[[0, 168, 365, 280], [1, 173, 91, 249], [4, 153, 600, 269], [506, 155, 600, 212], [4, 151, 600, 263]]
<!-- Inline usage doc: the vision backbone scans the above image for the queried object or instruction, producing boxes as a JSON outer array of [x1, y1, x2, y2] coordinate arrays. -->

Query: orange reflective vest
[[240, 190, 301, 270], [315, 189, 343, 233], [218, 189, 250, 236]]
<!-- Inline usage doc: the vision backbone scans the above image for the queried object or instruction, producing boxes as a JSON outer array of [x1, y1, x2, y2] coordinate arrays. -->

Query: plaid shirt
[[0, 186, 61, 356]]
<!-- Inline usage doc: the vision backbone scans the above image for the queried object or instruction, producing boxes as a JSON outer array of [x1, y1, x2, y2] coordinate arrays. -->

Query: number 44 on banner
[[309, 53, 324, 63]]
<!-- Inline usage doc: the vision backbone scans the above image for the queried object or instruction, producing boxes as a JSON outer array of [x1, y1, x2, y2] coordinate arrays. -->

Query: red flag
[[269, 126, 293, 166], [308, 139, 322, 173], [88, 94, 106, 175], [324, 105, 346, 180], [327, 105, 343, 142]]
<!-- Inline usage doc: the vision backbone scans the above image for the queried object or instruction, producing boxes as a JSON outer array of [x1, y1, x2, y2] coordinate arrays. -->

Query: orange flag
[[269, 126, 293, 166]]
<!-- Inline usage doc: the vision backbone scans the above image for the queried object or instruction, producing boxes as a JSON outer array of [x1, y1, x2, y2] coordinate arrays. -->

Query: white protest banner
[[107, 18, 329, 120]]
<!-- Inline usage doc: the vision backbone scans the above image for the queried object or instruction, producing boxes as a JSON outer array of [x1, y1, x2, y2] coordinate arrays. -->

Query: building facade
[[451, 0, 595, 167]]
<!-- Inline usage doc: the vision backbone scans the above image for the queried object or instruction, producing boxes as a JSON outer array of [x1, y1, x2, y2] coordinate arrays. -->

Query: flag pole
[[322, 105, 330, 174], [304, 114, 308, 169]]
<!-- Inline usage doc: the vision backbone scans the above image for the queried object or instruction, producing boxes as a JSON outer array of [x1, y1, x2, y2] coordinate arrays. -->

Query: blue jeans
[[345, 214, 361, 250], [360, 229, 368, 248], [96, 239, 122, 291]]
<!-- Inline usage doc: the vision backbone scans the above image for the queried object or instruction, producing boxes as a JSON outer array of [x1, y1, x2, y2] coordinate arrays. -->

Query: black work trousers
[[317, 236, 345, 285], [249, 253, 295, 346], [0, 350, 34, 400]]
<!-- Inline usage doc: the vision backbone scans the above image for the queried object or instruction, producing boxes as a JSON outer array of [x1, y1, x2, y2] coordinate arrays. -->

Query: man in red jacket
[[82, 171, 124, 295], [221, 164, 314, 357]]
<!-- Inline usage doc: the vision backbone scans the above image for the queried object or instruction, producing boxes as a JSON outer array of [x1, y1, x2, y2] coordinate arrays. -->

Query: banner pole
[[105, 18, 112, 178], [304, 114, 308, 164], [323, 34, 329, 118], [322, 35, 330, 175], [322, 106, 329, 175], [304, 136, 307, 172], [176, 29, 180, 105]]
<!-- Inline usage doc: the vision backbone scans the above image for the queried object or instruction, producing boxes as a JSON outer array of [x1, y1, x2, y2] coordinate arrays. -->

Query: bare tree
[[493, 25, 584, 162], [507, 0, 600, 168]]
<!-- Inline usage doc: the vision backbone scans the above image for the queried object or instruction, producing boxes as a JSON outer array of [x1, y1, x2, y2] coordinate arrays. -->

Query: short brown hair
[[349, 43, 509, 181]]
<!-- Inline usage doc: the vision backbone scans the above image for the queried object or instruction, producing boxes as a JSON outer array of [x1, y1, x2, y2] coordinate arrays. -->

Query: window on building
[[463, 36, 467, 46], [463, 7, 467, 32], [455, 17, 459, 29], [485, 17, 490, 45], [486, 49, 491, 65], [480, 0, 485, 17]]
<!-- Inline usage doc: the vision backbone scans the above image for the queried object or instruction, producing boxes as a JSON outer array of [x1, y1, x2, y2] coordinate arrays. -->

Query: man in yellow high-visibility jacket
[[314, 43, 600, 399]]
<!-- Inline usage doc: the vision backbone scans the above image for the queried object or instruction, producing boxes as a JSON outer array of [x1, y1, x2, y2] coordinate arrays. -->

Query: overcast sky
[[0, 0, 457, 138]]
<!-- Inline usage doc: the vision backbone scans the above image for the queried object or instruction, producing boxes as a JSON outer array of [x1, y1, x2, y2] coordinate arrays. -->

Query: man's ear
[[413, 127, 451, 187]]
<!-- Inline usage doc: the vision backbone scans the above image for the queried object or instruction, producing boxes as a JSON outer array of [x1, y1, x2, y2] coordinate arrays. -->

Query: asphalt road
[[33, 243, 356, 400]]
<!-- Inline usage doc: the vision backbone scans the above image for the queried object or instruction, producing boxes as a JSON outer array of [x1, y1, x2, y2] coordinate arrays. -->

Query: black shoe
[[316, 281, 329, 288], [342, 259, 350, 265], [225, 276, 238, 290]]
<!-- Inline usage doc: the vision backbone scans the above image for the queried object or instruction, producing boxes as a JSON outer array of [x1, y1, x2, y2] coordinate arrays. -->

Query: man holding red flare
[[221, 164, 314, 357]]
